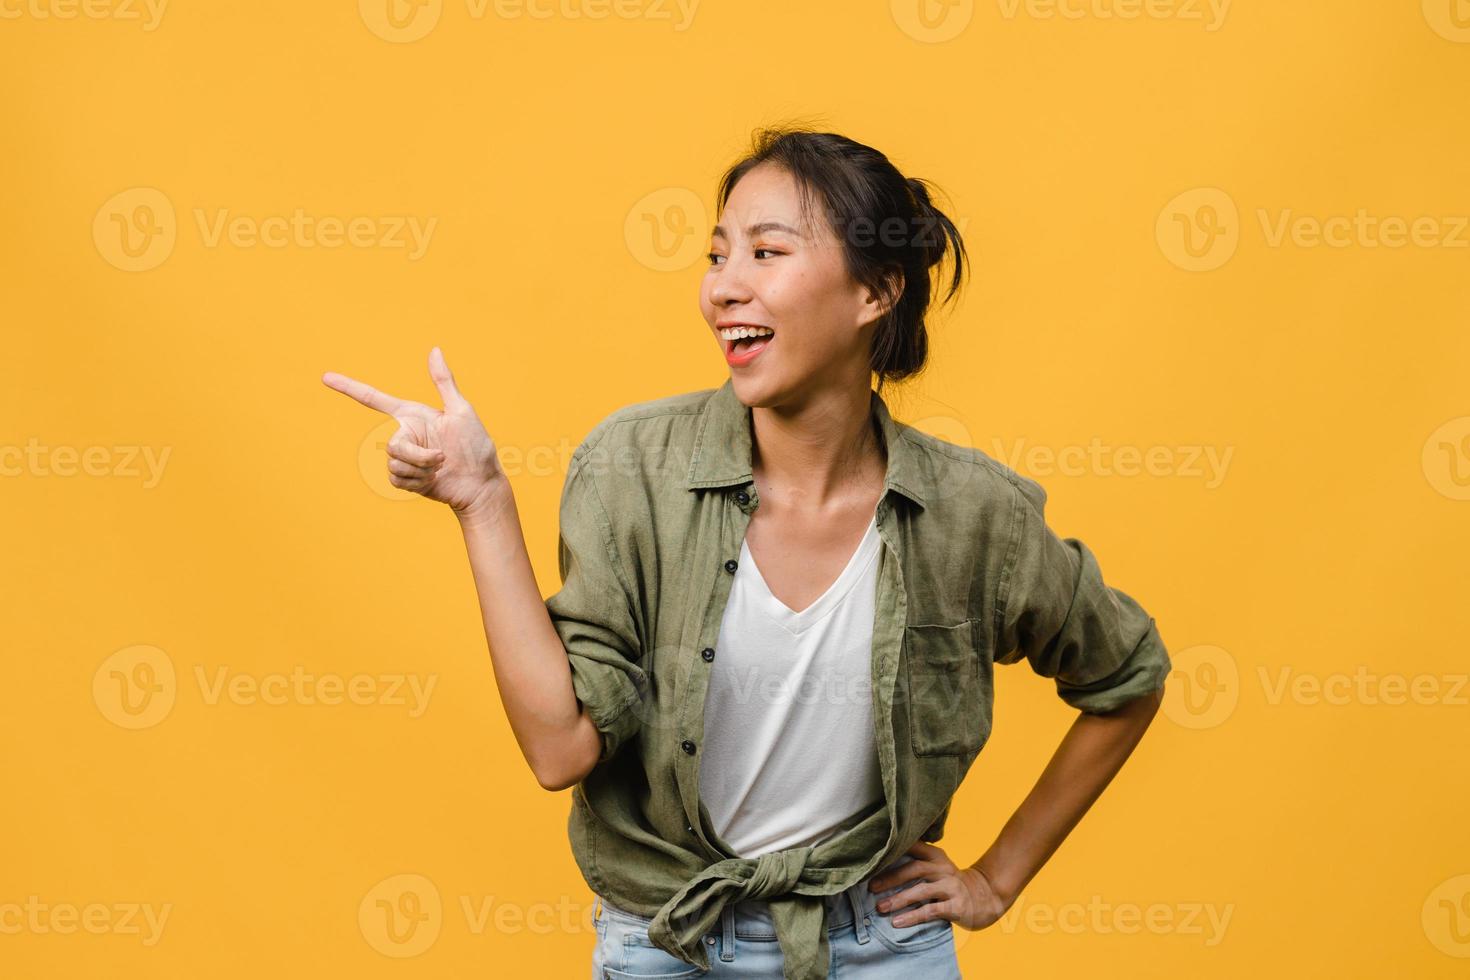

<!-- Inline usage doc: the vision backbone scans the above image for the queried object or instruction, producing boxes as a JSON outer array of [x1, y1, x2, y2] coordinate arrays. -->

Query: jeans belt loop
[[720, 901, 736, 961], [848, 887, 871, 945]]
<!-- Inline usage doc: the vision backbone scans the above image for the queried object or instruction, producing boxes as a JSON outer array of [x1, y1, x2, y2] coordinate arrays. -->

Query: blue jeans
[[590, 854, 962, 978]]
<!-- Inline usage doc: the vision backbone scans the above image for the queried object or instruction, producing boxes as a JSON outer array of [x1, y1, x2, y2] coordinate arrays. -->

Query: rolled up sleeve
[[545, 451, 648, 764], [995, 474, 1171, 714]]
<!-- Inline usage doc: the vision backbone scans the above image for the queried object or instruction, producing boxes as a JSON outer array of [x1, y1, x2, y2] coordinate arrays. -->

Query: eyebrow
[[710, 220, 803, 240]]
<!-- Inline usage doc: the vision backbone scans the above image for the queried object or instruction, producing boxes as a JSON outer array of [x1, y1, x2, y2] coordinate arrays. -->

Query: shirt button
[[735, 490, 750, 505], [701, 647, 715, 662], [681, 739, 697, 755], [724, 559, 738, 573]]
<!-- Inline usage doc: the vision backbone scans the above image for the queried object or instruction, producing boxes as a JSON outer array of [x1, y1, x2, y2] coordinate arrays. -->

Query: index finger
[[322, 371, 410, 416]]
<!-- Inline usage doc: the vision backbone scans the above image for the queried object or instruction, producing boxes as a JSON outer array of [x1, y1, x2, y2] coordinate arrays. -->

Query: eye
[[706, 248, 782, 266]]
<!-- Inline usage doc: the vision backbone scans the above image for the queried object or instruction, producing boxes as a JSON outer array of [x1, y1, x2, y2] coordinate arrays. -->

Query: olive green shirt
[[545, 378, 1171, 980]]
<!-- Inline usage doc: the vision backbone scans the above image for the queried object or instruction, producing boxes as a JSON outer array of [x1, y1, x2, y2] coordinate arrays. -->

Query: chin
[[733, 370, 816, 415], [727, 371, 781, 408]]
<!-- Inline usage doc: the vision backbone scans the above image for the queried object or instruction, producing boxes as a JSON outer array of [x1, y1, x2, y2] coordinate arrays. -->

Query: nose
[[708, 249, 754, 308]]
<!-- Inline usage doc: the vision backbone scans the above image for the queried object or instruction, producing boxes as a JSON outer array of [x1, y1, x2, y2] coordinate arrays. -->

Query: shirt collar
[[684, 377, 930, 510]]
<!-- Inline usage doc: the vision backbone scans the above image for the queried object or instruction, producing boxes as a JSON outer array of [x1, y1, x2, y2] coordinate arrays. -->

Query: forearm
[[973, 687, 1163, 906], [454, 478, 600, 791]]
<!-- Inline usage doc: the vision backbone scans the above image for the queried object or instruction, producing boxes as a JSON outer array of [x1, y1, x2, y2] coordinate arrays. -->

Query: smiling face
[[699, 162, 893, 406]]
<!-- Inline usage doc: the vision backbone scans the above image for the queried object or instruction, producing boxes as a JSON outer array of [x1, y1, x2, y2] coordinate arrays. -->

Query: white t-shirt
[[698, 511, 886, 858]]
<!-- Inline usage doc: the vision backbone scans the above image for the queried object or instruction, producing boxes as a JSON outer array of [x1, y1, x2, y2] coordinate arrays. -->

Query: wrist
[[971, 853, 1022, 912], [454, 477, 514, 527]]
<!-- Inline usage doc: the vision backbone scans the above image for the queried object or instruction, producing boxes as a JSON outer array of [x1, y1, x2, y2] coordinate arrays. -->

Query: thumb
[[428, 346, 470, 411]]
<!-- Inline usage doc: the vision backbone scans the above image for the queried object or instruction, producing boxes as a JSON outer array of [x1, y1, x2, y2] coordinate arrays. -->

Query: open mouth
[[720, 325, 776, 361]]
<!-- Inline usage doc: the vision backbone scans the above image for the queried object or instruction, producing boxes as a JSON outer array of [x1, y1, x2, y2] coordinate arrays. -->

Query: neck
[[749, 383, 886, 512]]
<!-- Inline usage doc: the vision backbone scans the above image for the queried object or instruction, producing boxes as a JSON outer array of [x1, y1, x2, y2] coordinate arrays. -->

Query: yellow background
[[3, 0, 1468, 976]]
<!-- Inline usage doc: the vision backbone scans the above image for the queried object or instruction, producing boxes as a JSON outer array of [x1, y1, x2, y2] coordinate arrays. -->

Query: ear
[[859, 267, 904, 327]]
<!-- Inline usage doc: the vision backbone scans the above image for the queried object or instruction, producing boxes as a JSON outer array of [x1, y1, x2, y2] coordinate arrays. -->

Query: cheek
[[768, 268, 848, 341], [760, 266, 813, 321]]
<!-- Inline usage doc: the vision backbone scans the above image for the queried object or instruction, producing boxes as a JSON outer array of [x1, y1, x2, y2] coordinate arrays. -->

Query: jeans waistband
[[597, 852, 918, 940]]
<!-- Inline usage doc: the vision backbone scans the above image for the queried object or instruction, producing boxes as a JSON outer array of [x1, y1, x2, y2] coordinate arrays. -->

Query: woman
[[323, 128, 1171, 979]]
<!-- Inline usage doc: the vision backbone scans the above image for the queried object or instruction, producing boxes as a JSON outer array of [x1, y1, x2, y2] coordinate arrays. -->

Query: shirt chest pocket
[[902, 621, 990, 757]]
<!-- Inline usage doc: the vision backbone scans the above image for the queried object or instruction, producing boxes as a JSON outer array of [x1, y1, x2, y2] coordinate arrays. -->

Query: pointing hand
[[323, 347, 504, 516]]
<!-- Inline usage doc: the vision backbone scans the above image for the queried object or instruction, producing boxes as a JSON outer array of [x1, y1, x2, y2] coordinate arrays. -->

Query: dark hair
[[715, 126, 969, 393]]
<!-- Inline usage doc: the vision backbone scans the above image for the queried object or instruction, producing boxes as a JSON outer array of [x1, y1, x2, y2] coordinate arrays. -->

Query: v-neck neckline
[[739, 513, 881, 634]]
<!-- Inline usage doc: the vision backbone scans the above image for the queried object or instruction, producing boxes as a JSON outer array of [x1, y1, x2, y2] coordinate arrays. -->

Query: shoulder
[[894, 421, 1048, 515], [566, 387, 718, 483]]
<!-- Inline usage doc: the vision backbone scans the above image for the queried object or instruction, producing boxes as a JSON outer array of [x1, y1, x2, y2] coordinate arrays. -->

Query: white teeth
[[718, 326, 775, 340]]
